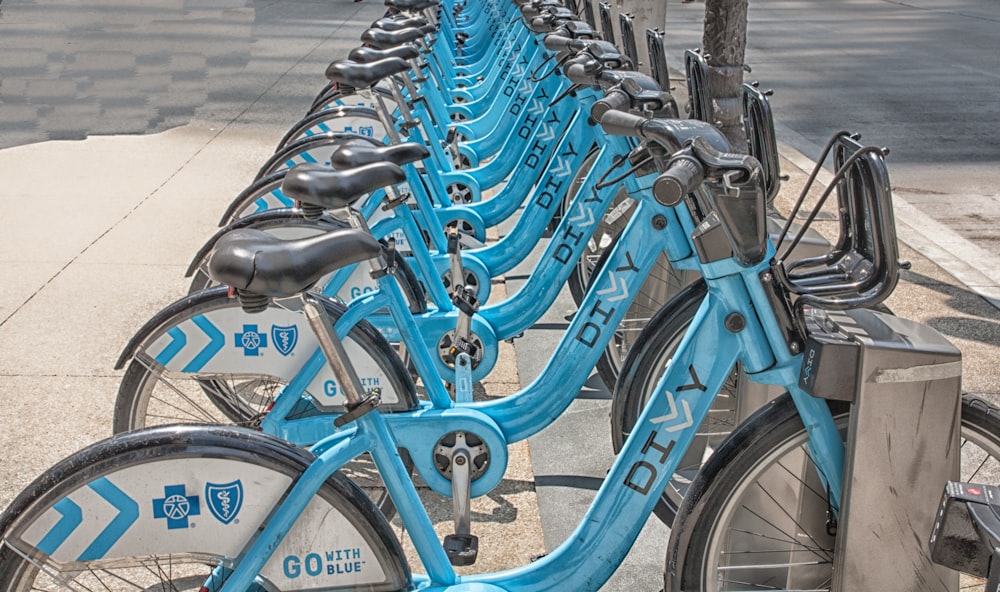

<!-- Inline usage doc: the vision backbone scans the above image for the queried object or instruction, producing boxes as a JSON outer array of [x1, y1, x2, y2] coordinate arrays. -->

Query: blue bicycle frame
[[216, 163, 846, 592]]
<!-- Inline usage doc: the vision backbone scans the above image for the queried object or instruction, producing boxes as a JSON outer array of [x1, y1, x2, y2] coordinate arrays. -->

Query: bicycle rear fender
[[114, 287, 416, 410], [0, 425, 410, 591]]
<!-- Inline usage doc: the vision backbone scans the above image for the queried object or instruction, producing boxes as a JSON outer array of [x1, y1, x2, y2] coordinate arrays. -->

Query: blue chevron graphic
[[252, 190, 294, 214], [34, 498, 82, 556], [288, 152, 318, 170], [182, 315, 225, 372], [78, 478, 139, 561], [153, 326, 187, 367]]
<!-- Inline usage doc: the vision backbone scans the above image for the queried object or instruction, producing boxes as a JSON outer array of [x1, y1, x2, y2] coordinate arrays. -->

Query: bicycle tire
[[665, 393, 1000, 591], [186, 213, 427, 315], [309, 85, 397, 116], [113, 290, 417, 519], [255, 133, 384, 181], [610, 279, 738, 525], [277, 106, 387, 152], [219, 171, 291, 224], [0, 425, 410, 592]]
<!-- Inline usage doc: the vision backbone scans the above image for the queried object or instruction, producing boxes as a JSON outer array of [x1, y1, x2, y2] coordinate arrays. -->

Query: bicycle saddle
[[526, 7, 577, 32], [208, 227, 382, 299], [281, 162, 406, 210], [385, 0, 438, 12], [360, 26, 428, 49], [552, 20, 597, 39], [518, 0, 562, 19], [372, 15, 429, 31], [325, 56, 410, 87], [348, 44, 420, 64], [329, 143, 430, 169]]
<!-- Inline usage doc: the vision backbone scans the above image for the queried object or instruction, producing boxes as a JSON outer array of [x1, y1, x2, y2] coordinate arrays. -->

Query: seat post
[[301, 294, 367, 407]]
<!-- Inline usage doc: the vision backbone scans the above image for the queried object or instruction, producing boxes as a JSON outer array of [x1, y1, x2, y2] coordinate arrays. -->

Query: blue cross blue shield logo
[[235, 325, 267, 356], [271, 325, 298, 356], [152, 484, 201, 530], [205, 480, 243, 525]]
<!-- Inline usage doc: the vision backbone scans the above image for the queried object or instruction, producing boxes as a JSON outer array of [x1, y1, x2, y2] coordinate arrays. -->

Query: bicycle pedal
[[443, 533, 479, 566]]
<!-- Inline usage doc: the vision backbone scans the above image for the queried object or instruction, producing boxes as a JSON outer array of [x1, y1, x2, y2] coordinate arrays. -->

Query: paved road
[[0, 0, 365, 149], [663, 0, 1000, 302]]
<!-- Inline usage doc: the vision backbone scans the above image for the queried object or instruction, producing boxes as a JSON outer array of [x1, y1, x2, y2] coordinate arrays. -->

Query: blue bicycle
[[3, 106, 999, 591]]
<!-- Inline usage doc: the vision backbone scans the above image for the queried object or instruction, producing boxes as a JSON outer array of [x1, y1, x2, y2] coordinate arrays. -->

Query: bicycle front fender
[[447, 88, 476, 106], [114, 289, 416, 411], [0, 425, 411, 591], [115, 286, 231, 370]]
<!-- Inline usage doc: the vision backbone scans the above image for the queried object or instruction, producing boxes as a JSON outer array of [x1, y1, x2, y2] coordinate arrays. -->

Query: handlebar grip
[[597, 109, 647, 137], [653, 155, 704, 206], [590, 89, 630, 121], [563, 59, 600, 85], [543, 34, 575, 51]]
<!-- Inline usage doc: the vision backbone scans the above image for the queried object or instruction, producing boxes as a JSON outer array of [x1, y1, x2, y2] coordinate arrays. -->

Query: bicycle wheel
[[219, 171, 291, 224], [277, 106, 387, 151], [665, 393, 1000, 591], [255, 133, 384, 181], [113, 289, 418, 519], [309, 85, 397, 116], [0, 425, 410, 592], [610, 279, 736, 524]]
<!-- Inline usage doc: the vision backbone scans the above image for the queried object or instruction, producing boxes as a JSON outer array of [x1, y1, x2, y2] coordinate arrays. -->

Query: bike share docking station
[[799, 306, 963, 591]]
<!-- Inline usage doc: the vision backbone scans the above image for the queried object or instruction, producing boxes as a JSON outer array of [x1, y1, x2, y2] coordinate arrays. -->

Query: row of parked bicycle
[[0, 0, 997, 589]]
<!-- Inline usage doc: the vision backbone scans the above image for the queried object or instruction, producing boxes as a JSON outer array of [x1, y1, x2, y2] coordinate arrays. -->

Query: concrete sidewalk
[[1, 2, 999, 591]]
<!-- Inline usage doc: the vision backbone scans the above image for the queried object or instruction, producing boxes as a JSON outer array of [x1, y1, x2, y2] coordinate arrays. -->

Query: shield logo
[[271, 325, 298, 356], [205, 481, 243, 525]]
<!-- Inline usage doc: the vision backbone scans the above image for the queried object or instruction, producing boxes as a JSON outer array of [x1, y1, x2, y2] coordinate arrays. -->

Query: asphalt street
[[662, 0, 1000, 307]]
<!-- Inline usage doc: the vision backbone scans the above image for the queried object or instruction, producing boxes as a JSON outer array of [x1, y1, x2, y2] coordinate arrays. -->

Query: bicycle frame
[[249, 152, 651, 443], [215, 183, 847, 592]]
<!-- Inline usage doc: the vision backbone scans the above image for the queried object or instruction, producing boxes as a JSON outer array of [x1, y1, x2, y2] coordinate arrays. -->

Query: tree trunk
[[702, 0, 749, 152]]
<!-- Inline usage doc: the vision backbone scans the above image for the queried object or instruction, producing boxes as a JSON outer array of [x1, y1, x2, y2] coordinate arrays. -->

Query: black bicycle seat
[[553, 20, 597, 39], [360, 26, 427, 49], [518, 0, 562, 19], [208, 227, 382, 298], [372, 15, 429, 31], [348, 44, 420, 64], [385, 0, 439, 12], [325, 56, 410, 87], [330, 143, 430, 169], [281, 162, 406, 210]]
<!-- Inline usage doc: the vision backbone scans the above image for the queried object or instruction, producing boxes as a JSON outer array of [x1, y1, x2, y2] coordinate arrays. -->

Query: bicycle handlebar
[[598, 110, 732, 153], [563, 58, 602, 85], [543, 34, 586, 52], [652, 154, 704, 206], [590, 89, 630, 120], [598, 108, 771, 266]]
